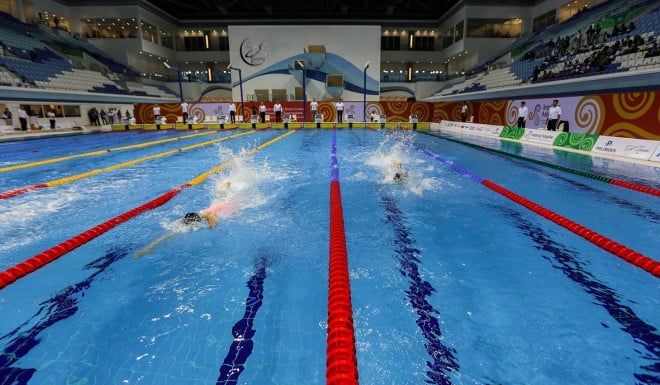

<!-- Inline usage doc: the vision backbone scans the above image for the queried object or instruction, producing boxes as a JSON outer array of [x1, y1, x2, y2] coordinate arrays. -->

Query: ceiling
[[55, 0, 458, 23], [58, 0, 544, 24], [149, 0, 455, 22]]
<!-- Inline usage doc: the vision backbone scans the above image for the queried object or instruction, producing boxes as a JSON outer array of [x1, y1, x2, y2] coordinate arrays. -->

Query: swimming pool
[[0, 128, 658, 385]]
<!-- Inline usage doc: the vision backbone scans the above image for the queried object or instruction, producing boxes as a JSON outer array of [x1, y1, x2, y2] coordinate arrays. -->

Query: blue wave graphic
[[381, 86, 415, 97], [235, 52, 379, 95]]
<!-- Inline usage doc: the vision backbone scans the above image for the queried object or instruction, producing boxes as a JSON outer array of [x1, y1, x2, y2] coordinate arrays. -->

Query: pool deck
[[0, 126, 109, 142]]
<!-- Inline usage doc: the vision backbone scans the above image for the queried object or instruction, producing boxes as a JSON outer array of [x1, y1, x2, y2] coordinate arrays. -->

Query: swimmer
[[390, 159, 423, 198], [134, 212, 208, 258], [391, 160, 408, 182]]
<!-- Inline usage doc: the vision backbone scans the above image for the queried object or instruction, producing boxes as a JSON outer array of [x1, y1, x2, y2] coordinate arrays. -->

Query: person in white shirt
[[310, 99, 318, 121], [153, 104, 161, 123], [547, 99, 561, 131], [335, 101, 344, 123], [273, 101, 283, 123], [228, 102, 236, 123], [517, 101, 529, 128], [18, 106, 28, 131], [47, 109, 56, 129], [181, 101, 189, 122], [460, 102, 468, 122], [259, 102, 267, 123], [107, 108, 115, 125]]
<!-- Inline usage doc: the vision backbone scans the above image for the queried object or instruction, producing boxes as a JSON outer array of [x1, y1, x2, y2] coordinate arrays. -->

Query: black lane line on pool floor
[[498, 205, 660, 383], [215, 253, 270, 385], [381, 195, 460, 385], [0, 247, 128, 385]]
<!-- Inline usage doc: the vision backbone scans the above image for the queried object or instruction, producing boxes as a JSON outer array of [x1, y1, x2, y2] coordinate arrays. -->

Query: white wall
[[228, 25, 381, 101]]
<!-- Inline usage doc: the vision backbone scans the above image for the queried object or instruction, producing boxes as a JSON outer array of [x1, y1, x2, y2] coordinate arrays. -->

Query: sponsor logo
[[624, 145, 651, 155], [240, 38, 268, 66]]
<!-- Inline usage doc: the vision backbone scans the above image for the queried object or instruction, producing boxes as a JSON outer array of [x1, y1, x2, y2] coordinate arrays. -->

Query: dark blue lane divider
[[500, 205, 660, 384], [216, 253, 270, 385], [0, 247, 127, 384], [381, 196, 459, 385]]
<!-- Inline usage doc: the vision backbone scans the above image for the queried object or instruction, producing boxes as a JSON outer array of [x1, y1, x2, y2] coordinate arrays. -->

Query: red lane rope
[[610, 179, 660, 196], [0, 184, 47, 199], [482, 180, 660, 277], [0, 185, 188, 290], [327, 180, 359, 385]]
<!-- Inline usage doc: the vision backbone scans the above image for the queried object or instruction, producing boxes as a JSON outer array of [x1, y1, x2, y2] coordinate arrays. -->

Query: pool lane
[[0, 130, 298, 290], [0, 130, 256, 200], [0, 129, 223, 173], [394, 133, 659, 277]]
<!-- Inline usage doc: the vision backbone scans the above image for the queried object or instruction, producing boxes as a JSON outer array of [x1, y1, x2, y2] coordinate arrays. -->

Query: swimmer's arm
[[134, 232, 177, 259], [200, 211, 218, 229]]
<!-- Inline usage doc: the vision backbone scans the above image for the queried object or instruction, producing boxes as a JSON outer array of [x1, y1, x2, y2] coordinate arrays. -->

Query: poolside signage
[[592, 136, 658, 161]]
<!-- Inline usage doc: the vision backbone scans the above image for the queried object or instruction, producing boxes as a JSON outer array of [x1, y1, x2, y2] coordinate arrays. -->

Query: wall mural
[[134, 91, 659, 139]]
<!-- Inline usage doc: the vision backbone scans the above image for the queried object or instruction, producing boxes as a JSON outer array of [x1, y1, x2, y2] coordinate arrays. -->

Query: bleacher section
[[129, 84, 179, 98], [0, 11, 177, 100], [430, 0, 659, 98]]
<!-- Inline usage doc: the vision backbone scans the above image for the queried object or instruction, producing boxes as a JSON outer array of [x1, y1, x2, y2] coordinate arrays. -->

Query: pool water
[[0, 128, 658, 385]]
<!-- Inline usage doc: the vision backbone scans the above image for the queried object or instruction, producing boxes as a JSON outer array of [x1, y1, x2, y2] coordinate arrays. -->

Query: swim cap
[[183, 212, 202, 224]]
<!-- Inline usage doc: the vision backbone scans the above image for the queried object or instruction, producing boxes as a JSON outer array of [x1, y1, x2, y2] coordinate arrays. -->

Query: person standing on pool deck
[[18, 106, 28, 131], [259, 101, 267, 123], [181, 100, 189, 123], [335, 100, 344, 123], [47, 109, 56, 129], [517, 101, 528, 128], [153, 104, 161, 123], [460, 102, 468, 122], [228, 102, 236, 123], [310, 99, 318, 121], [273, 100, 282, 123], [547, 99, 561, 131]]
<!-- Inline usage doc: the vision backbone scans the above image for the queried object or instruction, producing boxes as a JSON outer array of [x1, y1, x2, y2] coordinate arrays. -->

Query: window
[[533, 10, 556, 31], [442, 26, 454, 49], [141, 21, 158, 43], [455, 21, 464, 42], [466, 18, 522, 38], [81, 18, 137, 39], [381, 36, 400, 51], [184, 36, 205, 51], [218, 36, 229, 51], [413, 36, 435, 51], [160, 30, 173, 49], [63, 105, 81, 117]]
